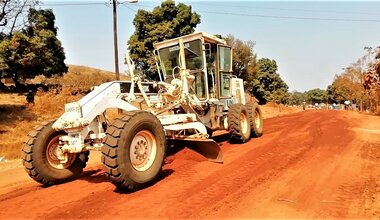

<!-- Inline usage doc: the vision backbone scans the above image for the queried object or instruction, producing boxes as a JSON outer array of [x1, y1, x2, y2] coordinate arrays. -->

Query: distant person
[[26, 90, 35, 104], [302, 101, 306, 111], [344, 100, 350, 110]]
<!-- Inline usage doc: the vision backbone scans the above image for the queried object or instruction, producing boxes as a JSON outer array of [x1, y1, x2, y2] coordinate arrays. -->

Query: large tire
[[22, 121, 89, 185], [227, 104, 251, 143], [101, 111, 166, 191], [246, 102, 264, 137]]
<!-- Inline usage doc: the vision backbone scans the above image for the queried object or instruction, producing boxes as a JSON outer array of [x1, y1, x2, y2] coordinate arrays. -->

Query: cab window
[[158, 39, 203, 81], [219, 46, 232, 72]]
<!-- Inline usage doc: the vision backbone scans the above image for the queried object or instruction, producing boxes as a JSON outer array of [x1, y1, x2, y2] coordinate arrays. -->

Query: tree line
[[3, 0, 379, 111], [285, 47, 380, 112], [329, 47, 380, 112]]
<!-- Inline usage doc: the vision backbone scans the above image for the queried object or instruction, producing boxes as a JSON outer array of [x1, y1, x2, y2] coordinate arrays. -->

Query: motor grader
[[22, 32, 263, 190]]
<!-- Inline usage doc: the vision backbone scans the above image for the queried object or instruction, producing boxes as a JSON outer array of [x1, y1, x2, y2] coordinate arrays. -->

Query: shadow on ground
[[0, 104, 37, 129]]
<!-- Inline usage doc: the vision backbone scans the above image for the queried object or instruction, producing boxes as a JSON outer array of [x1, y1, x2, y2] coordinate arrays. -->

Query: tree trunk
[[0, 80, 5, 90]]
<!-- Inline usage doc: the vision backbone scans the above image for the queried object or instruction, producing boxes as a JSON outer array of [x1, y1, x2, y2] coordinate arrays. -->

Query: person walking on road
[[344, 100, 350, 110], [26, 90, 35, 105], [302, 101, 306, 111]]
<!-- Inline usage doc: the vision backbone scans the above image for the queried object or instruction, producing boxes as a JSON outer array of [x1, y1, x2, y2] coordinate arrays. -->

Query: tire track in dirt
[[42, 111, 325, 218], [0, 110, 379, 219], [329, 141, 380, 218], [214, 110, 380, 218], [0, 111, 320, 217]]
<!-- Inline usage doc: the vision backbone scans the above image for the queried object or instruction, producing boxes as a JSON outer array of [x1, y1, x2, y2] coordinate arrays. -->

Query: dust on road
[[0, 110, 379, 218]]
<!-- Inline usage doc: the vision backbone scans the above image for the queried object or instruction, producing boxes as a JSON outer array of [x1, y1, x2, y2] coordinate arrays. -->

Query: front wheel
[[22, 121, 89, 185], [101, 111, 166, 191]]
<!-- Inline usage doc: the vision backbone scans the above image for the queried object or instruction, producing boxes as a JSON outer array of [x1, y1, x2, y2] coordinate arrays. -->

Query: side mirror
[[203, 43, 211, 56]]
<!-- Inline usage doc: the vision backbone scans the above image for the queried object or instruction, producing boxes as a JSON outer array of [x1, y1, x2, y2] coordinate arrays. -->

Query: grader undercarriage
[[22, 32, 263, 190]]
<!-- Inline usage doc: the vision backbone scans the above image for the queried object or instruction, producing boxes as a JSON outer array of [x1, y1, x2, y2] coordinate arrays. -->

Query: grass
[[0, 65, 124, 160]]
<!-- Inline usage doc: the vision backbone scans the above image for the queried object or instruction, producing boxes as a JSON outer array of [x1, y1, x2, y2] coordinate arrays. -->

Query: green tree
[[287, 91, 307, 105], [224, 34, 258, 95], [128, 0, 200, 80], [252, 58, 288, 104], [0, 37, 11, 77], [305, 88, 327, 104], [26, 8, 67, 76], [272, 87, 289, 104], [0, 8, 67, 84], [326, 85, 336, 104]]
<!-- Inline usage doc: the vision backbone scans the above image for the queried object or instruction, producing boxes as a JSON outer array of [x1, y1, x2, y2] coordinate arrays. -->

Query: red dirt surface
[[0, 110, 379, 218]]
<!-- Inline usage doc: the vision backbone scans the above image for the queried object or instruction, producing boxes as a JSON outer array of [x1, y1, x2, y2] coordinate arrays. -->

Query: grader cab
[[22, 32, 263, 190]]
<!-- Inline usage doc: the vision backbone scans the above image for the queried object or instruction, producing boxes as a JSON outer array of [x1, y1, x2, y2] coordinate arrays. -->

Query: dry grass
[[58, 65, 128, 93], [0, 65, 123, 160]]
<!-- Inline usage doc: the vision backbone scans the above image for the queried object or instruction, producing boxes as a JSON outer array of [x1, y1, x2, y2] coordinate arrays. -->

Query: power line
[[197, 10, 380, 23], [129, 3, 380, 23], [39, 1, 380, 23], [186, 2, 380, 16], [40, 1, 136, 7], [121, 2, 137, 12], [40, 1, 137, 7], [41, 2, 107, 6]]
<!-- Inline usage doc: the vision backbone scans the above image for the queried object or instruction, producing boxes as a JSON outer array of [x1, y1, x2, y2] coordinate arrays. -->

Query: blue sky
[[41, 1, 380, 92]]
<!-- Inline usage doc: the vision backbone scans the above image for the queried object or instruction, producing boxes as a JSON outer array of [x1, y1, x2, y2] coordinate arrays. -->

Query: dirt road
[[0, 110, 379, 218]]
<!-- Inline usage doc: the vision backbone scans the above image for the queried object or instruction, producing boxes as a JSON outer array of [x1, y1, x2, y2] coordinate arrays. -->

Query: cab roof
[[153, 32, 227, 50]]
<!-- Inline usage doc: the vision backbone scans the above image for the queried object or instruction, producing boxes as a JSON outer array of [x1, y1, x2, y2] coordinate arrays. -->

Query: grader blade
[[170, 139, 223, 163]]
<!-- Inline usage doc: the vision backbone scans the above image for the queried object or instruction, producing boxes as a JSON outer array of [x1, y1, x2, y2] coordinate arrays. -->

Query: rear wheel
[[101, 111, 166, 190], [246, 102, 264, 137], [22, 121, 89, 185], [228, 104, 251, 143]]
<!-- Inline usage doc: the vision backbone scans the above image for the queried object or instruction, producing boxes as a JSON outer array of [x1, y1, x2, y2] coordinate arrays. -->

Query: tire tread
[[246, 102, 264, 137], [21, 121, 89, 185], [228, 104, 251, 143], [101, 111, 166, 190], [101, 113, 134, 189]]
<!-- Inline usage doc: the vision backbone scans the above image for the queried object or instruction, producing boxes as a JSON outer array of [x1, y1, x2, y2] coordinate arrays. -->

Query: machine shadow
[[165, 132, 230, 156], [78, 169, 108, 183], [211, 132, 230, 144], [166, 144, 186, 157], [78, 133, 229, 193], [0, 104, 37, 129], [76, 166, 174, 194]]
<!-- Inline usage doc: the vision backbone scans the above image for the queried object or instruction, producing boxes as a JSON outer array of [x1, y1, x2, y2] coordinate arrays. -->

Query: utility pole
[[113, 0, 120, 80], [112, 0, 137, 80]]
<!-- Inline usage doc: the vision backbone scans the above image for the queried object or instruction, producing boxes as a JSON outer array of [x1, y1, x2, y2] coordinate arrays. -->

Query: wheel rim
[[254, 109, 261, 129], [129, 130, 157, 172], [46, 135, 76, 170], [239, 112, 249, 136]]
